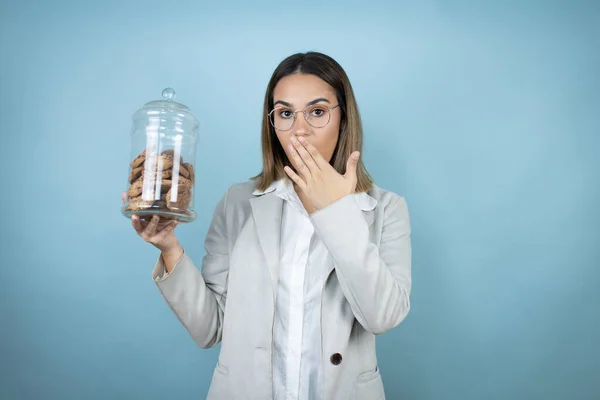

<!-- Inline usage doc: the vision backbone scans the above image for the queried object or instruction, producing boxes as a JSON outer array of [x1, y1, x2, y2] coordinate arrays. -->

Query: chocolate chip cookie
[[130, 149, 147, 169], [182, 163, 195, 184], [166, 184, 193, 211], [161, 149, 184, 165], [129, 166, 144, 184], [124, 196, 154, 211], [127, 177, 145, 197], [126, 147, 194, 216]]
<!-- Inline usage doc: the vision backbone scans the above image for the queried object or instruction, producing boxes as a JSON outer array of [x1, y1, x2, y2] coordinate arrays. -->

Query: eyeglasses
[[268, 104, 340, 131]]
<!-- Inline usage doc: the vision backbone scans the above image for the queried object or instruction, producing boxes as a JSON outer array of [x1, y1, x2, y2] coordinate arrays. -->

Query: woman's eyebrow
[[273, 97, 331, 108], [273, 100, 292, 107], [306, 97, 330, 106]]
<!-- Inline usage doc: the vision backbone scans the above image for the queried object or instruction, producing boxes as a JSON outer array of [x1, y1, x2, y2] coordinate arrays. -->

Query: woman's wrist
[[161, 243, 184, 273]]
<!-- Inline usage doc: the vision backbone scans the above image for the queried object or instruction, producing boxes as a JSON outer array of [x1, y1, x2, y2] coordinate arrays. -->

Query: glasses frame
[[268, 104, 340, 131]]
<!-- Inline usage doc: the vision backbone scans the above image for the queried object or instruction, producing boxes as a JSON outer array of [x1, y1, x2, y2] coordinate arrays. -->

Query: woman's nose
[[293, 112, 310, 135]]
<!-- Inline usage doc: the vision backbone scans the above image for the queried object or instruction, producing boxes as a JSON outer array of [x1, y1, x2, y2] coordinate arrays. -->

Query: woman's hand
[[284, 136, 360, 211], [122, 192, 182, 254]]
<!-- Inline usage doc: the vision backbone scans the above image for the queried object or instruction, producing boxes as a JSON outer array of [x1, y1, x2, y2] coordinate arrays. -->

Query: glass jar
[[122, 88, 199, 223]]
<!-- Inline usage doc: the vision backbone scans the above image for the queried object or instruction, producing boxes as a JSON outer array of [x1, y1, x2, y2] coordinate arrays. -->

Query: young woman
[[127, 51, 412, 400]]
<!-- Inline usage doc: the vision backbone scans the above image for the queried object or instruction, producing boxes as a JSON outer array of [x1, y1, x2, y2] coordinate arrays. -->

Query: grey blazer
[[151, 180, 412, 400]]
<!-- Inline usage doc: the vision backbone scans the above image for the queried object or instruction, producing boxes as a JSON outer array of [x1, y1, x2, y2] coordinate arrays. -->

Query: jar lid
[[133, 88, 199, 127]]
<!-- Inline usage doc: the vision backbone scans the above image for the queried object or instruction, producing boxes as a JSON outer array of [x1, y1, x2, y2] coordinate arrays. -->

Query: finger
[[156, 219, 172, 230], [284, 165, 307, 191], [122, 192, 126, 204], [287, 143, 311, 180], [131, 215, 145, 235], [154, 220, 179, 241], [156, 218, 177, 233], [291, 137, 320, 174], [297, 137, 327, 169], [142, 215, 160, 240], [139, 218, 150, 230], [345, 151, 360, 179], [150, 220, 179, 245]]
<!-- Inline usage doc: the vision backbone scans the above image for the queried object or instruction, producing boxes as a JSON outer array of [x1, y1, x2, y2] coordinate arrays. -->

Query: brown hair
[[251, 51, 374, 193]]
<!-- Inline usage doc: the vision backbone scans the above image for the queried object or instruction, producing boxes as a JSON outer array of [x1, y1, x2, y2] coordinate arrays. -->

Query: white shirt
[[260, 178, 328, 400], [157, 178, 377, 399], [252, 179, 377, 400]]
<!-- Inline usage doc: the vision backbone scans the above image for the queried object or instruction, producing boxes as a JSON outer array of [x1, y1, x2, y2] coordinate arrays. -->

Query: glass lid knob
[[161, 87, 176, 101]]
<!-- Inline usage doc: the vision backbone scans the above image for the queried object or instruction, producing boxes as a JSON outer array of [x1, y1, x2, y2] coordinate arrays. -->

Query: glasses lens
[[270, 108, 294, 131], [269, 105, 332, 130], [305, 105, 330, 128]]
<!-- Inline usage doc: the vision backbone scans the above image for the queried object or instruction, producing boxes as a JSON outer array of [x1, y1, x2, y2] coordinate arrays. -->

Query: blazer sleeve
[[151, 187, 230, 348], [310, 193, 412, 335]]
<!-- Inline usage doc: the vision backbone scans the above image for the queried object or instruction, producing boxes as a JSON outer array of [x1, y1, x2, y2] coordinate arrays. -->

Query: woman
[[127, 51, 412, 400]]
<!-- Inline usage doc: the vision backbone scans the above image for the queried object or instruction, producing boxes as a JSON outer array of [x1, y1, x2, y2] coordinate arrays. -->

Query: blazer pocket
[[353, 366, 385, 400]]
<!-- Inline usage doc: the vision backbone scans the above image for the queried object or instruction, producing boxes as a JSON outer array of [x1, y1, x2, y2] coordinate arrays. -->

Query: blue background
[[1, 0, 598, 399]]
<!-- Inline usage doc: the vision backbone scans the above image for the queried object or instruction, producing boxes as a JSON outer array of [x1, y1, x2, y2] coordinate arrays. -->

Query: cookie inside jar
[[124, 148, 196, 222]]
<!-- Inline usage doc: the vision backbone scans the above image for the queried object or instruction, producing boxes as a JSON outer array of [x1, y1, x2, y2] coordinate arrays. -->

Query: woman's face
[[271, 73, 341, 167]]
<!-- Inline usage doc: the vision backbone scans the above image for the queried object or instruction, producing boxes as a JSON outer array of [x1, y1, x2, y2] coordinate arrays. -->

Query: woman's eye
[[279, 110, 293, 119], [311, 108, 325, 117]]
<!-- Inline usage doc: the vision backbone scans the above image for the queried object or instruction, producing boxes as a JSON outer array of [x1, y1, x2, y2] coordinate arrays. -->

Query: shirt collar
[[253, 179, 377, 211], [252, 178, 288, 196]]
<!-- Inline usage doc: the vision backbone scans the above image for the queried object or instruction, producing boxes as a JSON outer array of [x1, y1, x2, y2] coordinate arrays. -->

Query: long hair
[[251, 51, 374, 193]]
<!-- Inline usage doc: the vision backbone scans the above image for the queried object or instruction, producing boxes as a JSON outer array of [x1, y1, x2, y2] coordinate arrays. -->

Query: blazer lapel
[[249, 189, 377, 293], [249, 192, 283, 297]]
